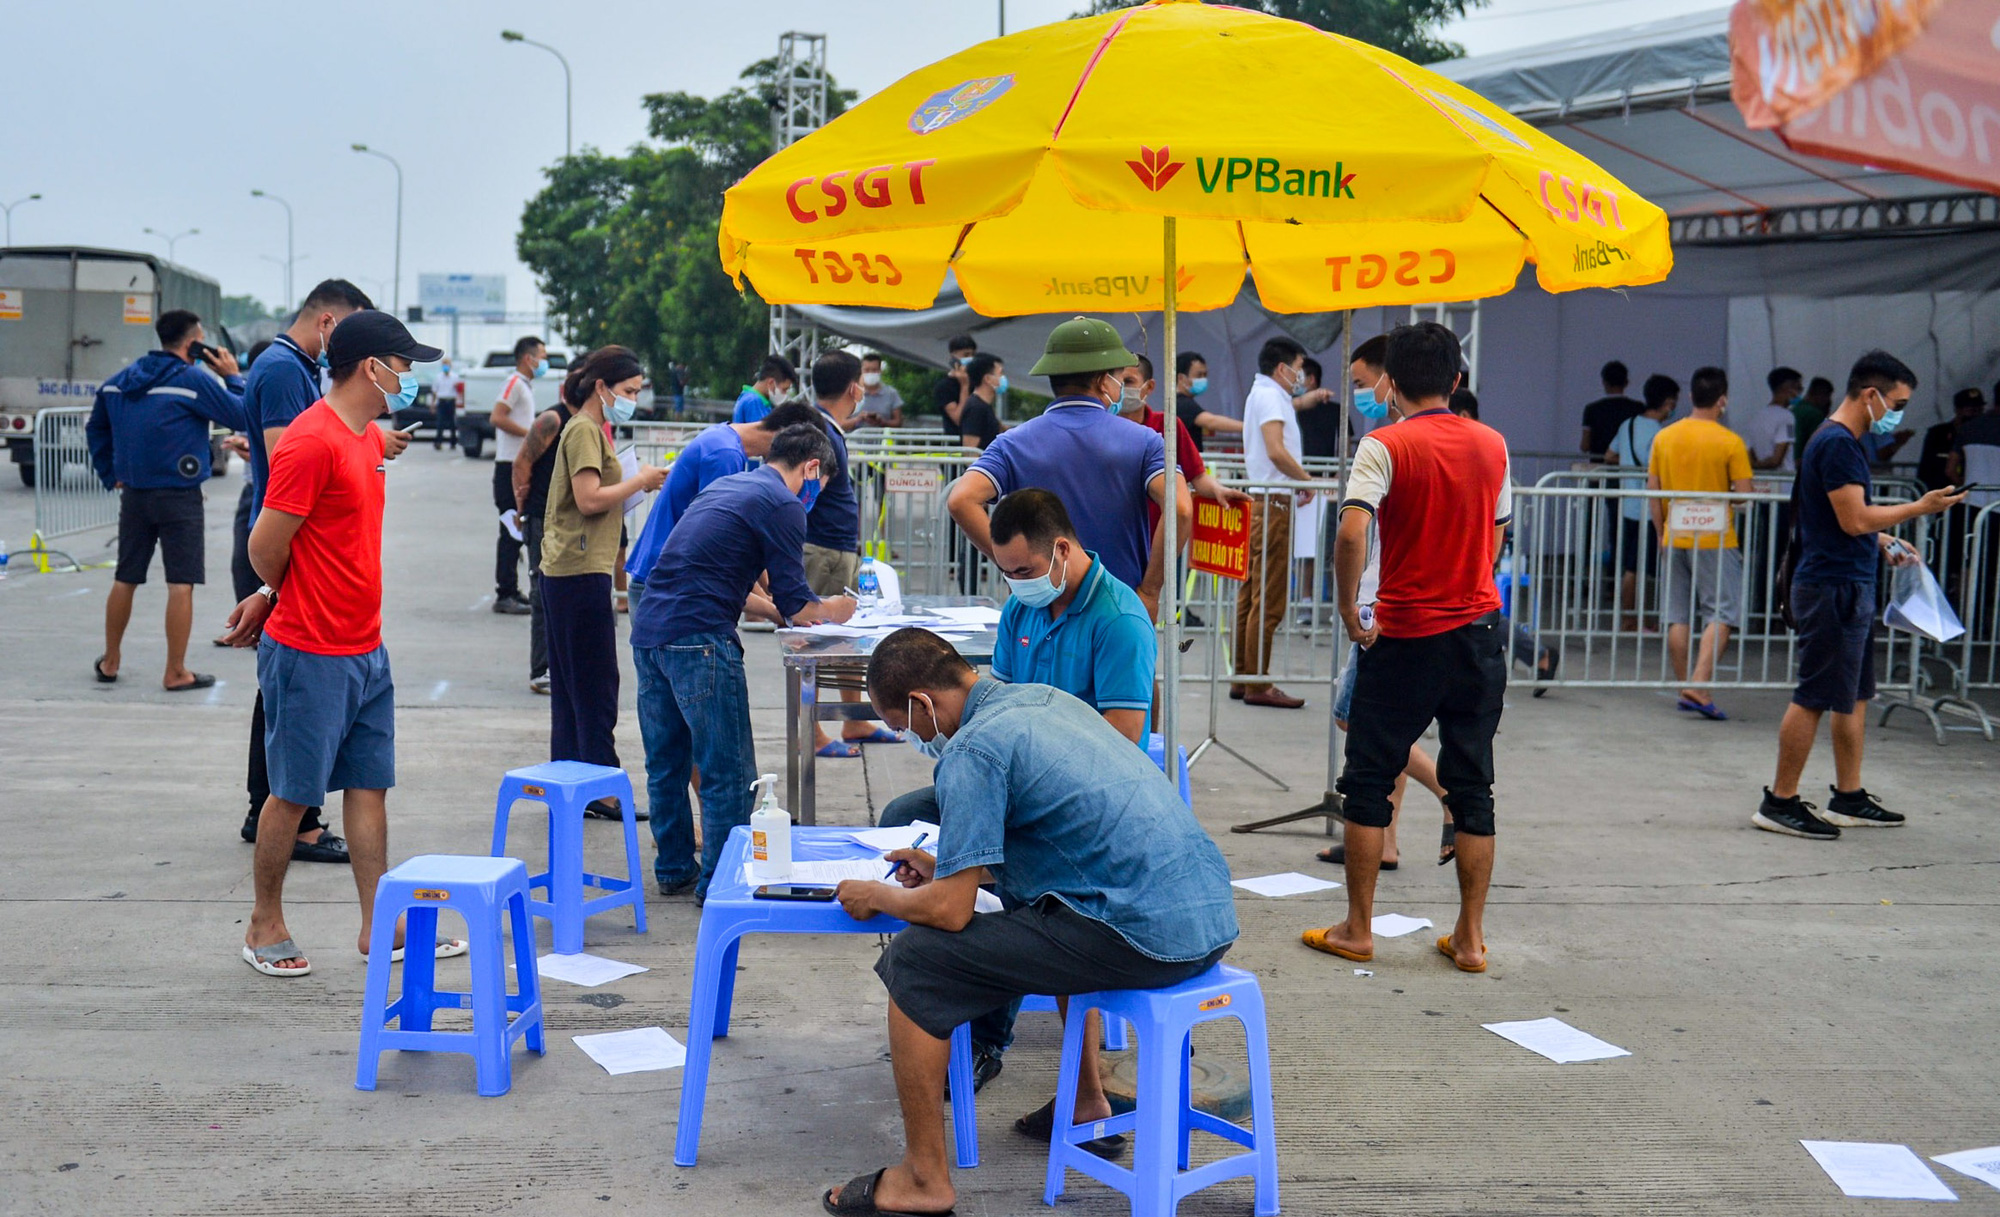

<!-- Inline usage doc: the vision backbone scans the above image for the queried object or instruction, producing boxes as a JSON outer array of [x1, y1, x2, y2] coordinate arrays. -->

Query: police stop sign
[[1189, 494, 1249, 581]]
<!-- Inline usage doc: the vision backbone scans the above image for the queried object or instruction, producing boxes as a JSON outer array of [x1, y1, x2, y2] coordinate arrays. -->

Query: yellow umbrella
[[718, 0, 1674, 762]]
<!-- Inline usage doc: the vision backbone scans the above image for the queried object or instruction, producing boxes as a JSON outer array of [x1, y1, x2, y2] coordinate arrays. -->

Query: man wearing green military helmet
[[946, 317, 1190, 619]]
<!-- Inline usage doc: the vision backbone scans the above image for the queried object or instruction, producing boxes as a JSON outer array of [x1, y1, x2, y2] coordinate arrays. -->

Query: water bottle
[[857, 558, 881, 612], [0, 538, 10, 581]]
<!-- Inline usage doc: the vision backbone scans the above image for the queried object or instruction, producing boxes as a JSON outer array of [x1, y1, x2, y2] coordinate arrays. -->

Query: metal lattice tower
[[769, 31, 828, 372]]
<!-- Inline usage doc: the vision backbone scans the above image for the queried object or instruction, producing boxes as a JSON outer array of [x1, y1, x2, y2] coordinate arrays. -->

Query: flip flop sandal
[[292, 833, 351, 864], [242, 939, 312, 977], [1436, 935, 1488, 973], [361, 937, 470, 963], [93, 656, 118, 683], [1300, 927, 1372, 962], [822, 1168, 955, 1217], [165, 674, 217, 692], [1314, 843, 1396, 869], [1438, 821, 1457, 867], [848, 728, 906, 745], [1013, 1099, 1127, 1159], [1676, 697, 1729, 721], [816, 740, 862, 759]]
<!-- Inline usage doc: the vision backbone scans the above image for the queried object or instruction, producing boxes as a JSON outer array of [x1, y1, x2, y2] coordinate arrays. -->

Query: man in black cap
[[222, 310, 448, 977]]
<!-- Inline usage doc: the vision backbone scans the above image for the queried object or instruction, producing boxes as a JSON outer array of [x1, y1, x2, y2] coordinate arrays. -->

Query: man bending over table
[[822, 628, 1237, 1217]]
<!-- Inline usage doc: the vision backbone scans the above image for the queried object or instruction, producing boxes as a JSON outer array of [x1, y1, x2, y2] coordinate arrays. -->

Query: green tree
[[219, 294, 278, 328], [517, 57, 854, 400], [1079, 0, 1486, 63]]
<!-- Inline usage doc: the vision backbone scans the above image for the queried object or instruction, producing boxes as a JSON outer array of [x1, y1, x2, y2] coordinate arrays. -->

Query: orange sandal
[[1436, 935, 1487, 973], [1301, 927, 1372, 962]]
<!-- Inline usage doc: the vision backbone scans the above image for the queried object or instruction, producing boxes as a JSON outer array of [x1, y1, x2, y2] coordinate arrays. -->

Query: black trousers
[[1337, 612, 1507, 836], [246, 689, 324, 833], [230, 481, 259, 602], [526, 515, 549, 680], [543, 572, 620, 768], [433, 400, 457, 449], [493, 462, 522, 599]]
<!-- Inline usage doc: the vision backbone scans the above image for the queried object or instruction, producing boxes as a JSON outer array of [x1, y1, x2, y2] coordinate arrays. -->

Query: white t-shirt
[[856, 384, 903, 422], [493, 371, 535, 462], [1241, 373, 1301, 486], [1744, 403, 1796, 471], [433, 368, 458, 401]]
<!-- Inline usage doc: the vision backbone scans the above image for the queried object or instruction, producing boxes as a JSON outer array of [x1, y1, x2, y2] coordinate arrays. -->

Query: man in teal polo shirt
[[877, 487, 1157, 1090]]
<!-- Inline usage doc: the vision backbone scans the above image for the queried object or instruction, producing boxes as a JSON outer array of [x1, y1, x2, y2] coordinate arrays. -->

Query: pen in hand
[[886, 832, 931, 880]]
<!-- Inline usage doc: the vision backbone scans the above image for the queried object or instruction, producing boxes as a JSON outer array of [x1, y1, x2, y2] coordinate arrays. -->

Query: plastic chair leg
[[674, 918, 739, 1167], [548, 801, 585, 953], [401, 907, 440, 1032], [1130, 1016, 1186, 1217], [713, 938, 742, 1038], [1240, 1007, 1281, 1216], [468, 904, 512, 1097], [1105, 1015, 1131, 1052], [489, 789, 513, 858], [1177, 1029, 1194, 1171], [619, 792, 649, 936], [354, 908, 401, 1091], [947, 1024, 979, 1169], [510, 889, 546, 1054], [1042, 999, 1095, 1206]]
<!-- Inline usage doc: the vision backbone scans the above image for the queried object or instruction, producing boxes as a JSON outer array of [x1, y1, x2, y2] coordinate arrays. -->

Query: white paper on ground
[[573, 1027, 687, 1075], [928, 605, 1003, 625], [1931, 1146, 2000, 1193], [1802, 1141, 1957, 1200], [1369, 913, 1434, 938], [1482, 1017, 1631, 1064], [1230, 872, 1342, 898], [741, 858, 894, 889], [847, 821, 941, 853], [536, 952, 649, 987]]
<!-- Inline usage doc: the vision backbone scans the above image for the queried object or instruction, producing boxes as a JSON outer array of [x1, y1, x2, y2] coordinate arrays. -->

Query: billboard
[[417, 273, 507, 320]]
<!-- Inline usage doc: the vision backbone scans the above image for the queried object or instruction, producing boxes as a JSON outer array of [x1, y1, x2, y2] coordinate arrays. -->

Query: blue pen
[[886, 831, 931, 879]]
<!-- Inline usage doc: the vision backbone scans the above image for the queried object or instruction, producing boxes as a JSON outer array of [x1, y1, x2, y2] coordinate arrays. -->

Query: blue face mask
[[996, 374, 1009, 396], [534, 358, 550, 379], [1872, 393, 1904, 436], [1353, 386, 1388, 420], [798, 475, 822, 512], [1190, 377, 1209, 397], [607, 393, 638, 425], [906, 695, 947, 760], [1005, 543, 1068, 609], [316, 348, 330, 370], [377, 361, 419, 410]]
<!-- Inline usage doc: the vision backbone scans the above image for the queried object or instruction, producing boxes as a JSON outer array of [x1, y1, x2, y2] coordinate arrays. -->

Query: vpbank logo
[[1126, 145, 1185, 192]]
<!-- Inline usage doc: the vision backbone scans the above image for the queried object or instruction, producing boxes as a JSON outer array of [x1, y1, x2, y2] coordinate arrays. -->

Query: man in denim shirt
[[823, 629, 1235, 1217]]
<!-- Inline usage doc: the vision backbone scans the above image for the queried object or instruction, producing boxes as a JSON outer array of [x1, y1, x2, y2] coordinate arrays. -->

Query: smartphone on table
[[753, 884, 838, 902]]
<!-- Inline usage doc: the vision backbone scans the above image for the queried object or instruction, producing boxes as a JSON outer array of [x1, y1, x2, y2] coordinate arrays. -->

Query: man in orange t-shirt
[[226, 311, 443, 979]]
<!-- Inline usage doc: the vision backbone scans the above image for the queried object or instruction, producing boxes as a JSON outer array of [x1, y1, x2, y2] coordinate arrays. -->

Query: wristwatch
[[256, 584, 278, 607]]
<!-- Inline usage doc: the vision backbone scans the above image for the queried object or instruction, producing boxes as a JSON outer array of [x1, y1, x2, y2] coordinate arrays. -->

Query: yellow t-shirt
[[540, 413, 622, 577], [1647, 416, 1752, 550]]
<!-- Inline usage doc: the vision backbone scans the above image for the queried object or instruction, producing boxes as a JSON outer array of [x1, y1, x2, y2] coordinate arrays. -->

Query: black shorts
[[1791, 580, 1877, 713], [115, 487, 205, 585], [1619, 516, 1657, 574], [1337, 611, 1507, 836], [875, 896, 1230, 1040]]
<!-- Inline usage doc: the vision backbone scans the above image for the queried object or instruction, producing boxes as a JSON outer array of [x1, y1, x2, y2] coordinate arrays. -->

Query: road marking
[[50, 586, 96, 599], [430, 680, 449, 701], [205, 680, 227, 704]]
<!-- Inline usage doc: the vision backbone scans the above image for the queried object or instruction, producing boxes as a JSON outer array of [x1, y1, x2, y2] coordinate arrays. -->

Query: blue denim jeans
[[879, 783, 1020, 1056], [634, 633, 755, 898]]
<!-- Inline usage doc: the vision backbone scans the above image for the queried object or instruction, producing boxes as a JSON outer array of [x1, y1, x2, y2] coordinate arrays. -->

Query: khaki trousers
[[1233, 494, 1292, 693]]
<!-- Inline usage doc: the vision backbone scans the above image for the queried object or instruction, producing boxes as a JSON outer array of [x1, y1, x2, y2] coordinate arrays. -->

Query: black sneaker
[[1819, 787, 1906, 828], [586, 797, 648, 822], [657, 875, 698, 897], [1752, 789, 1840, 840], [493, 595, 531, 616]]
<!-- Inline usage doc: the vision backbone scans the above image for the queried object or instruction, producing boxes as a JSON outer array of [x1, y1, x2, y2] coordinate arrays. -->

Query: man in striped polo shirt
[[1302, 322, 1510, 975]]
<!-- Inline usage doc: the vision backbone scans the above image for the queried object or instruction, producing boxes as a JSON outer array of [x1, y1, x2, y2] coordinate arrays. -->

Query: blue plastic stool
[[490, 761, 648, 953], [1045, 963, 1279, 1216], [356, 854, 545, 1098], [1019, 994, 1131, 1051], [1146, 733, 1194, 810]]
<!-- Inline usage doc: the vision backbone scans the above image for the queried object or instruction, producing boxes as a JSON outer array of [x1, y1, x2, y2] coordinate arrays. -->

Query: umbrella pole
[[1161, 216, 1181, 776]]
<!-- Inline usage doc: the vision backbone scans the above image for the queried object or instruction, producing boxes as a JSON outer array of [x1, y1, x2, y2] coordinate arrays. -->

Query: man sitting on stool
[[823, 628, 1236, 1217]]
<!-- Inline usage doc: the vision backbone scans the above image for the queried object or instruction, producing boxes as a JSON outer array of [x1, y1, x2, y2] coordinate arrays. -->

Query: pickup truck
[[448, 349, 571, 459]]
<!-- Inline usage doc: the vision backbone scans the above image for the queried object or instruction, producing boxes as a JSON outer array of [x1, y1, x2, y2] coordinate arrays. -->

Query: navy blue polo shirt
[[806, 405, 860, 551], [245, 335, 322, 519], [633, 466, 818, 647], [993, 553, 1156, 744], [969, 398, 1167, 591], [1795, 419, 1879, 586]]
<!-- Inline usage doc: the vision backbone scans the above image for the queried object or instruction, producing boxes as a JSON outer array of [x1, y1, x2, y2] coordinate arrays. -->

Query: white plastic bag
[[1882, 558, 1964, 643]]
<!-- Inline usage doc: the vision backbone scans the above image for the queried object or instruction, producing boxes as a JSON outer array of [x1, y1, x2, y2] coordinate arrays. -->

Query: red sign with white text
[[1189, 494, 1249, 582]]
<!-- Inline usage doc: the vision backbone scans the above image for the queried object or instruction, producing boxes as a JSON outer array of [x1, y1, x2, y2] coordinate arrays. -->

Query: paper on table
[[1370, 913, 1434, 938], [1931, 1146, 2000, 1193], [1803, 1141, 1957, 1200], [741, 858, 894, 889], [777, 623, 876, 638], [536, 952, 649, 987], [847, 821, 941, 853], [929, 605, 1002, 625], [1230, 872, 1342, 898], [573, 1027, 687, 1076], [1482, 1017, 1631, 1064]]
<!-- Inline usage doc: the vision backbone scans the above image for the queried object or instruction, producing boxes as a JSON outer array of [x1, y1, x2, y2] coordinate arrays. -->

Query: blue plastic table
[[673, 825, 978, 1168]]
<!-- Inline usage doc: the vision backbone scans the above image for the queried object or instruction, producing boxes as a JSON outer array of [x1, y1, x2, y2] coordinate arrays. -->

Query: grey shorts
[[875, 895, 1230, 1040], [1663, 546, 1743, 628], [258, 638, 396, 806]]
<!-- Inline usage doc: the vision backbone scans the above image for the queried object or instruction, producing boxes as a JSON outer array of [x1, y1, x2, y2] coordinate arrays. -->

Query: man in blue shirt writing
[[87, 308, 248, 693], [822, 628, 1235, 1217], [630, 424, 856, 899]]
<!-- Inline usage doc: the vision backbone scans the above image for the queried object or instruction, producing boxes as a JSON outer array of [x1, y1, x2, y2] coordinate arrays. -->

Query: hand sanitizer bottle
[[748, 773, 792, 882]]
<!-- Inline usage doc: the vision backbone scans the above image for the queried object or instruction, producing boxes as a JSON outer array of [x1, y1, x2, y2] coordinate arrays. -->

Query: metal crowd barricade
[[621, 420, 712, 469], [29, 406, 120, 570], [1936, 499, 2000, 736]]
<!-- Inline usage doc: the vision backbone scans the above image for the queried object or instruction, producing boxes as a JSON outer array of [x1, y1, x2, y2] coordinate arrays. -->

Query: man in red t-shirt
[[1302, 322, 1510, 976], [228, 310, 445, 978]]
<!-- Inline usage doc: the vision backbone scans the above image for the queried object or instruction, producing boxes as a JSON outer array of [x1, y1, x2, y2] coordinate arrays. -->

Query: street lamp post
[[250, 189, 295, 309], [500, 30, 573, 158], [3, 193, 42, 245], [351, 144, 403, 315], [143, 226, 200, 261]]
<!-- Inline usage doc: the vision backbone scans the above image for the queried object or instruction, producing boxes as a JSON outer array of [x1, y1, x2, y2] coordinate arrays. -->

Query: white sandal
[[242, 939, 313, 977], [361, 936, 469, 963]]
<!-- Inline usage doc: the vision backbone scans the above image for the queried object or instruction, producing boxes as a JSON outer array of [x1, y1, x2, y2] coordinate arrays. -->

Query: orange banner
[[1188, 493, 1248, 582], [1732, 0, 1948, 127]]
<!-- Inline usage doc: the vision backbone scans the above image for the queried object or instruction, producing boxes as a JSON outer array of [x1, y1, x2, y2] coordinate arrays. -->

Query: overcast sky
[[1, 0, 1721, 321]]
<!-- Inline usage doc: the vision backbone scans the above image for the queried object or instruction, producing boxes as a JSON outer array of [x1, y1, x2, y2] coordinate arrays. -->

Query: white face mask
[[905, 694, 947, 760], [861, 371, 883, 387]]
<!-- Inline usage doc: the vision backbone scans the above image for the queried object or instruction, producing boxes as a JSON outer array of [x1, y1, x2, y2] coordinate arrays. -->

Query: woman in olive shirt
[[541, 346, 665, 779]]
